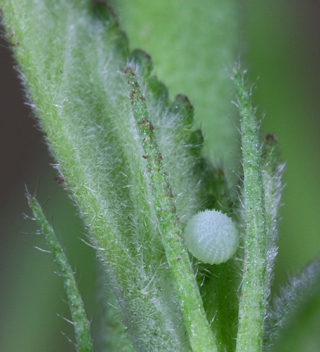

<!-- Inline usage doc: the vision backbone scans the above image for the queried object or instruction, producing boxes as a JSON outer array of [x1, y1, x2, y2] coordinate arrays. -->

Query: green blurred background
[[1, 1, 320, 351]]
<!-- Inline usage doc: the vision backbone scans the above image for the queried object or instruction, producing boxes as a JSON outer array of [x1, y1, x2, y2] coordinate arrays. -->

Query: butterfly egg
[[183, 210, 239, 265]]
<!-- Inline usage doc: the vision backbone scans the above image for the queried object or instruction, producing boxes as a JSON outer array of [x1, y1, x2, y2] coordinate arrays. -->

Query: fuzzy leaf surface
[[1, 0, 221, 350]]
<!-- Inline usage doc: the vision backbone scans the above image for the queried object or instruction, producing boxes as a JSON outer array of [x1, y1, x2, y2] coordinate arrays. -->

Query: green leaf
[[261, 134, 284, 303], [115, 0, 242, 183], [1, 0, 222, 350], [27, 194, 94, 352], [124, 66, 217, 352], [233, 69, 267, 352], [264, 258, 320, 351]]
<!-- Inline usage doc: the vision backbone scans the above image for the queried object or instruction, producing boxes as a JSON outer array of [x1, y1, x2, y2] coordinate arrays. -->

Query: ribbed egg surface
[[183, 210, 239, 265]]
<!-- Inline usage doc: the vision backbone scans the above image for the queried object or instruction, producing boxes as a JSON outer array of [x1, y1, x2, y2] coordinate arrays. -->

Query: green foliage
[[1, 0, 320, 351], [27, 194, 94, 352], [114, 0, 242, 180], [265, 259, 320, 351], [124, 66, 217, 351], [233, 70, 268, 351]]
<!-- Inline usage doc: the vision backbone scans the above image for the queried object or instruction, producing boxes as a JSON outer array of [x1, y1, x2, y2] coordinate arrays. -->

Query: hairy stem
[[125, 67, 217, 352], [27, 194, 94, 352], [234, 69, 267, 352]]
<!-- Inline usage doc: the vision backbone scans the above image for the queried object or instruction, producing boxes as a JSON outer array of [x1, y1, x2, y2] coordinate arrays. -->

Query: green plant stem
[[27, 195, 94, 352], [234, 70, 267, 352], [125, 67, 217, 352], [261, 134, 283, 301]]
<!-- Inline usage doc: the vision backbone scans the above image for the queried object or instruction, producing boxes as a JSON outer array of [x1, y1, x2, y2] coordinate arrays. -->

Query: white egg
[[183, 210, 239, 265]]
